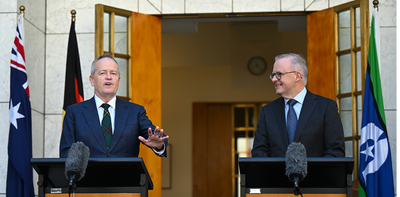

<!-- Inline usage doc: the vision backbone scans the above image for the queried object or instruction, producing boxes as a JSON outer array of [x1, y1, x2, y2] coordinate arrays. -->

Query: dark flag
[[358, 7, 395, 197], [63, 16, 84, 120], [7, 13, 35, 197]]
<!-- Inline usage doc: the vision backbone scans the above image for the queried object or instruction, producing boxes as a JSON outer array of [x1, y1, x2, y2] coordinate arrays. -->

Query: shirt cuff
[[152, 144, 165, 155]]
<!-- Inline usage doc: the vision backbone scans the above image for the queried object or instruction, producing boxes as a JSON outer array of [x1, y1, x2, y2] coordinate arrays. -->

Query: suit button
[[107, 153, 111, 157]]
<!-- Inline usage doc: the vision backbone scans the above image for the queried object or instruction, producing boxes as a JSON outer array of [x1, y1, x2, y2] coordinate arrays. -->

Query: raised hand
[[138, 126, 169, 150]]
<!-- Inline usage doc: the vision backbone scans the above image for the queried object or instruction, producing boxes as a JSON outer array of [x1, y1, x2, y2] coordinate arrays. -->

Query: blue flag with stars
[[358, 7, 394, 197], [7, 13, 35, 197]]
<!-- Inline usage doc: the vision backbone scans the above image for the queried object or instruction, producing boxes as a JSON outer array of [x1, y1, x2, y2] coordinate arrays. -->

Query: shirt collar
[[284, 87, 307, 105], [94, 95, 116, 109]]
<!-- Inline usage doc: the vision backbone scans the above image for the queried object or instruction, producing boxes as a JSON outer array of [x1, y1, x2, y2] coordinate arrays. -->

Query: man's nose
[[271, 75, 278, 82]]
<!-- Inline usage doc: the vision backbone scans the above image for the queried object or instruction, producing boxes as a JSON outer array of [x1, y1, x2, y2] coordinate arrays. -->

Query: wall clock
[[247, 56, 267, 76]]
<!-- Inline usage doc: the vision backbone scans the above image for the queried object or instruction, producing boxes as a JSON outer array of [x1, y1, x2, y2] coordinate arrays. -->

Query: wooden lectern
[[31, 157, 153, 197], [239, 157, 354, 197]]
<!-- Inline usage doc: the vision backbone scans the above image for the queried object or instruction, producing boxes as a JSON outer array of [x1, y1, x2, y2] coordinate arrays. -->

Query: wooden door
[[131, 12, 162, 197], [307, 8, 336, 100], [193, 103, 233, 197]]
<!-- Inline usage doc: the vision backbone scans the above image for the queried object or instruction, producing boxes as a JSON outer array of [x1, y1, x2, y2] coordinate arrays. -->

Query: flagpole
[[372, 0, 381, 76], [19, 5, 25, 15], [71, 9, 76, 22], [19, 6, 25, 43], [373, 0, 379, 10]]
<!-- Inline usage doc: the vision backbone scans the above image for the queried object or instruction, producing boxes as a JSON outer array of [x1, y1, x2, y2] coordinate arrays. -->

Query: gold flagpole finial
[[373, 0, 379, 9], [19, 5, 25, 14], [71, 10, 76, 22]]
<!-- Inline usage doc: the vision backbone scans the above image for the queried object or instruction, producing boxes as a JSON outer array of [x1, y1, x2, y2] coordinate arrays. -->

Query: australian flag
[[358, 7, 394, 197], [7, 13, 35, 197]]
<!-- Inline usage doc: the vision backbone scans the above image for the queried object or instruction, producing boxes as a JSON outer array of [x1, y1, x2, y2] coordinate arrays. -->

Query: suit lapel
[[275, 98, 290, 147], [83, 97, 107, 148], [293, 91, 317, 142], [109, 98, 129, 152]]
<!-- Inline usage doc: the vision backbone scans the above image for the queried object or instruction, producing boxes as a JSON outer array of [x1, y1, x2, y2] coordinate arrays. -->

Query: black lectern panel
[[31, 157, 153, 196], [239, 157, 354, 196]]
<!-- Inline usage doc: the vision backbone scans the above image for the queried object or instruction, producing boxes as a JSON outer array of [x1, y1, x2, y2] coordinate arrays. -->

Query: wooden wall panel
[[193, 103, 209, 197], [131, 12, 162, 197], [207, 104, 233, 197], [193, 103, 233, 197], [307, 8, 336, 101]]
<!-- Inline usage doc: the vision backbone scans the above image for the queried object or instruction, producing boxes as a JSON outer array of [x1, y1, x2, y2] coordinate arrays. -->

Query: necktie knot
[[288, 99, 297, 107], [101, 103, 110, 111]]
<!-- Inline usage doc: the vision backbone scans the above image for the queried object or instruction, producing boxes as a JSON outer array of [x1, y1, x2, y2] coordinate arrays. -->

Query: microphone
[[285, 142, 307, 196], [65, 142, 90, 187]]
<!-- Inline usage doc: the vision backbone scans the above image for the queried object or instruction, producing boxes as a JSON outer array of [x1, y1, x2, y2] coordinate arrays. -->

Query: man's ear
[[89, 75, 94, 87], [296, 72, 302, 82]]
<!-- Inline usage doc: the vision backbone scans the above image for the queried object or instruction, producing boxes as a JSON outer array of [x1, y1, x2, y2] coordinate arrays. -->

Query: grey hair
[[275, 53, 308, 85], [90, 53, 120, 76]]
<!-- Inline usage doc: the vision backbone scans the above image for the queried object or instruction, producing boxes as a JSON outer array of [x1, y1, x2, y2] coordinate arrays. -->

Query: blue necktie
[[287, 99, 297, 144]]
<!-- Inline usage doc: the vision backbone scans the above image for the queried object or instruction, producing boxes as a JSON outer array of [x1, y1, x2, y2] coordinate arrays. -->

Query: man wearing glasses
[[252, 53, 345, 157]]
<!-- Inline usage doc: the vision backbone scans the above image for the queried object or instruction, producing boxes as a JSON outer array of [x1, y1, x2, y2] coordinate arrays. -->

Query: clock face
[[248, 56, 267, 75]]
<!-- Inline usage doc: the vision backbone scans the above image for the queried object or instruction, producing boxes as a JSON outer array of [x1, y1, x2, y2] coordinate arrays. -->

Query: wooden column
[[307, 8, 336, 101], [131, 12, 162, 197]]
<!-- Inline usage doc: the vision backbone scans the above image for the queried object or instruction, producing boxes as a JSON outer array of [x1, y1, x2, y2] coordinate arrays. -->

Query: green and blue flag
[[358, 7, 394, 197]]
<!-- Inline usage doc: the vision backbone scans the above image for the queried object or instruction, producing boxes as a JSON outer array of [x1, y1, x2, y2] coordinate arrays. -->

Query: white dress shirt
[[94, 95, 116, 134], [284, 87, 307, 123], [94, 95, 165, 154]]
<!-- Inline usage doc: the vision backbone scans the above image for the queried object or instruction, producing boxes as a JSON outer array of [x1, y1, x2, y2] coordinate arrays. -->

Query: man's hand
[[138, 126, 169, 150]]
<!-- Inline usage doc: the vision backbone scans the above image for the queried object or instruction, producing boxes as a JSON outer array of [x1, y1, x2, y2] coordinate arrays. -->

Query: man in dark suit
[[252, 53, 344, 157], [60, 53, 168, 158]]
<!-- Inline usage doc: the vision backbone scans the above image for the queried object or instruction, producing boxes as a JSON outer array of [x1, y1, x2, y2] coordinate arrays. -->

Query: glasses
[[269, 71, 297, 80]]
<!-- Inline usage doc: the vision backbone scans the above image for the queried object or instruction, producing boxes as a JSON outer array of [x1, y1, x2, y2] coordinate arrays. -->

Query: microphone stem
[[69, 174, 75, 186], [294, 176, 300, 188], [68, 174, 77, 196], [293, 176, 303, 197]]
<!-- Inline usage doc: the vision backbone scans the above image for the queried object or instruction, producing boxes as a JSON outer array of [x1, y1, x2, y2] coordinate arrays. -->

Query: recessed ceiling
[[162, 15, 307, 34]]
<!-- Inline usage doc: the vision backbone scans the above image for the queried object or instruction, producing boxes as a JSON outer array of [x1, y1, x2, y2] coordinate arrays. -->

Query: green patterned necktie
[[101, 103, 112, 149]]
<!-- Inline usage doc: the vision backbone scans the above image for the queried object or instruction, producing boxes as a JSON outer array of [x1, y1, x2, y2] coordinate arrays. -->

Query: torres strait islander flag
[[358, 7, 394, 197]]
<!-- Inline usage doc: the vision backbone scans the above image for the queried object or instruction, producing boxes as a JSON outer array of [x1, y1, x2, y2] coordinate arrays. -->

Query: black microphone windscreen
[[285, 142, 307, 181], [65, 141, 90, 181]]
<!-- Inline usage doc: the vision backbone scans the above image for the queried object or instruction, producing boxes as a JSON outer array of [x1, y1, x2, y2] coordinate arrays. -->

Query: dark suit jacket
[[60, 97, 167, 158], [252, 91, 345, 157]]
